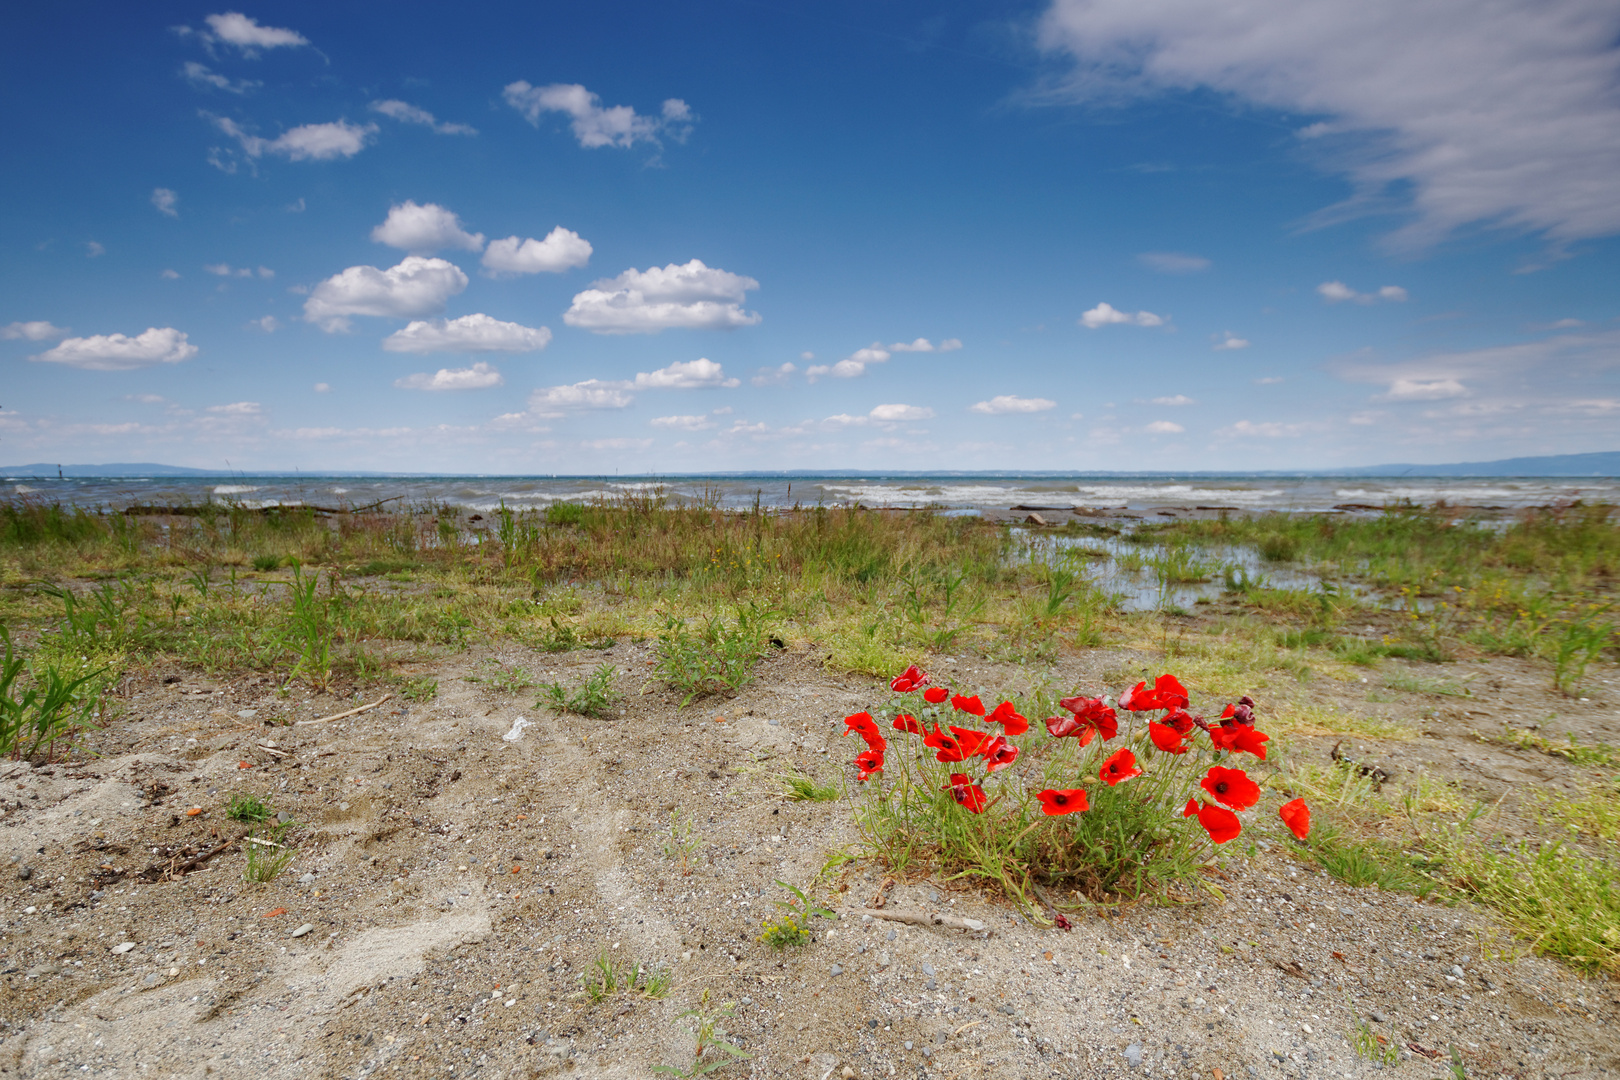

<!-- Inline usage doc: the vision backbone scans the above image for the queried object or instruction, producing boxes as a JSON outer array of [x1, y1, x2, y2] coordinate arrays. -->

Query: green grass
[[226, 793, 273, 824], [579, 951, 672, 1002], [780, 773, 839, 802], [539, 662, 620, 718], [655, 608, 773, 705]]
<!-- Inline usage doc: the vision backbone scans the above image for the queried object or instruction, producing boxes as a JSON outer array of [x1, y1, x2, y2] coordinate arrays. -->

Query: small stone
[[112, 942, 136, 954], [876, 952, 891, 969], [841, 1068, 855, 1079], [504, 999, 516, 1007], [237, 710, 258, 719], [1450, 964, 1465, 979], [278, 811, 292, 824], [298, 872, 316, 883], [904, 1041, 913, 1050], [830, 964, 843, 976], [1369, 1010, 1388, 1024], [290, 923, 314, 938], [16, 866, 32, 880], [921, 1048, 932, 1059], [921, 963, 935, 976], [142, 973, 162, 986], [22, 905, 36, 914], [741, 996, 752, 1006], [1302, 1023, 1313, 1034], [1125, 1043, 1143, 1068], [885, 929, 896, 941]]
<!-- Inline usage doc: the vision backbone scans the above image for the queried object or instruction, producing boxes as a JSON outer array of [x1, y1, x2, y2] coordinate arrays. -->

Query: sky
[[2, 0, 1618, 474]]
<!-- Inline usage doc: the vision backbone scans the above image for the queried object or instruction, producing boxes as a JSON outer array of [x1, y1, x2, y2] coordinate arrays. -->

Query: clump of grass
[[780, 773, 839, 802], [655, 608, 771, 704], [539, 662, 619, 718], [394, 675, 439, 702], [580, 951, 671, 1002], [1495, 728, 1620, 768], [243, 823, 297, 883], [479, 661, 536, 694], [1383, 672, 1475, 697], [1304, 824, 1438, 896], [226, 792, 273, 824], [1552, 608, 1613, 694], [0, 628, 105, 760]]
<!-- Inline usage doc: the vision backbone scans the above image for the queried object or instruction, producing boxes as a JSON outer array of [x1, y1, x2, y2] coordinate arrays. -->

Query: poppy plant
[[1161, 707, 1196, 735], [985, 701, 1030, 736], [946, 773, 987, 813], [1182, 797, 1200, 818], [1118, 673, 1190, 712], [951, 693, 986, 717], [922, 686, 950, 705], [1048, 696, 1117, 745], [843, 712, 885, 753], [923, 724, 968, 763], [1148, 721, 1188, 755], [1279, 798, 1311, 840], [1190, 800, 1242, 844], [1200, 766, 1260, 811], [1035, 788, 1089, 816], [892, 713, 924, 735], [981, 735, 1019, 772], [854, 748, 884, 782], [1099, 748, 1142, 786], [890, 665, 930, 693], [949, 726, 994, 758], [1209, 724, 1270, 759]]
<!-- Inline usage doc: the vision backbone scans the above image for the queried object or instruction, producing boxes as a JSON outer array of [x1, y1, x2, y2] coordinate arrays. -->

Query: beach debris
[[290, 923, 314, 938], [502, 716, 533, 743], [297, 693, 392, 727]]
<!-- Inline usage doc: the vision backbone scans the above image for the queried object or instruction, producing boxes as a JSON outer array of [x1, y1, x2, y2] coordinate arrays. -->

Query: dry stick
[[854, 907, 991, 934], [296, 693, 393, 727]]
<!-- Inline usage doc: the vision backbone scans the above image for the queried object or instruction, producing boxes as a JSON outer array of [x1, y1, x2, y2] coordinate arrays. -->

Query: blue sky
[[2, 0, 1617, 473]]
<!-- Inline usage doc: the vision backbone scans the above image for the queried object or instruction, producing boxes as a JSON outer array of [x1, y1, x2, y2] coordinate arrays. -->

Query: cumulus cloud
[[563, 259, 760, 334], [1380, 377, 1470, 401], [181, 61, 258, 94], [151, 188, 179, 217], [970, 395, 1057, 414], [1149, 394, 1196, 406], [581, 437, 654, 451], [633, 358, 739, 389], [503, 82, 695, 148], [203, 12, 309, 51], [2, 321, 69, 341], [394, 362, 505, 391], [205, 263, 273, 278], [161, 269, 181, 279], [481, 228, 592, 275], [1213, 332, 1250, 350], [1255, 375, 1285, 384], [369, 100, 476, 136], [31, 327, 197, 371], [303, 256, 469, 333], [85, 241, 105, 258], [807, 344, 889, 382], [1145, 420, 1185, 434], [650, 414, 716, 431], [206, 401, 260, 415], [212, 116, 376, 161], [1038, 0, 1620, 248], [313, 382, 331, 393], [1137, 251, 1210, 273], [1080, 302, 1164, 328], [382, 313, 551, 354], [248, 315, 279, 332], [1219, 419, 1308, 438], [888, 337, 963, 353], [529, 381, 635, 414], [869, 403, 936, 422], [1318, 280, 1407, 304], [370, 201, 484, 254], [752, 362, 797, 387]]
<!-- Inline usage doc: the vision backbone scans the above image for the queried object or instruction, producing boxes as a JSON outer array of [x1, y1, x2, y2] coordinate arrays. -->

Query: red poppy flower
[[981, 736, 1020, 772], [1118, 673, 1190, 712], [1194, 801, 1242, 844], [949, 726, 994, 758], [945, 773, 987, 813], [892, 713, 924, 736], [890, 665, 930, 693], [1035, 788, 1088, 816], [924, 724, 968, 763], [1182, 797, 1200, 818], [1148, 721, 1188, 755], [854, 748, 884, 781], [1161, 707, 1196, 735], [1099, 748, 1141, 786], [922, 686, 950, 705], [844, 711, 880, 739], [985, 701, 1030, 736], [1049, 697, 1117, 745], [1209, 724, 1270, 759], [1200, 765, 1260, 810], [951, 693, 986, 717], [1219, 695, 1257, 726], [1279, 798, 1311, 840]]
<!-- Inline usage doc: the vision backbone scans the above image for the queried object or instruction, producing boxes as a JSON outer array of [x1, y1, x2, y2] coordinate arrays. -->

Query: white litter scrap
[[502, 716, 533, 743]]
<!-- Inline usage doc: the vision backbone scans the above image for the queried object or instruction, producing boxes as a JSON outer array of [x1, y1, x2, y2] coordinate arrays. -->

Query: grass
[[243, 823, 297, 883], [655, 608, 773, 705], [0, 627, 105, 760], [662, 808, 702, 873], [226, 792, 273, 824], [579, 951, 672, 1002], [780, 773, 839, 802], [539, 662, 620, 718], [654, 990, 751, 1078]]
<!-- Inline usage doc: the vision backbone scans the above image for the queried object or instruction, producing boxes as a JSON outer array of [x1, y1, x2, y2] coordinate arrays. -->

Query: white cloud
[[633, 358, 739, 389], [807, 344, 890, 381], [1213, 332, 1250, 350], [2, 321, 69, 341], [752, 362, 797, 387], [502, 82, 695, 148], [970, 395, 1057, 414], [1219, 419, 1308, 437], [1380, 377, 1470, 401], [869, 403, 936, 422], [529, 381, 635, 414], [1254, 375, 1284, 384], [1145, 420, 1185, 434], [800, 351, 815, 360], [394, 362, 505, 391], [1038, 0, 1620, 247], [303, 256, 468, 333], [151, 188, 179, 217], [85, 241, 105, 258], [1347, 410, 1381, 425], [212, 116, 376, 161], [205, 262, 266, 278], [382, 313, 552, 354], [313, 382, 331, 393], [888, 337, 963, 353], [206, 401, 260, 415], [1080, 302, 1164, 328], [650, 414, 716, 431], [181, 61, 258, 94], [1149, 394, 1196, 406], [1137, 251, 1210, 273], [481, 228, 592, 275], [563, 259, 760, 334], [161, 269, 181, 279], [248, 315, 279, 333], [31, 327, 197, 371], [1317, 280, 1408, 304], [581, 437, 654, 450], [203, 12, 309, 51], [368, 100, 476, 136], [370, 201, 484, 254]]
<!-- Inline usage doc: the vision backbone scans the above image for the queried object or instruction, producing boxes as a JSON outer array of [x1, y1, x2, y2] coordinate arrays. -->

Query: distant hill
[[1328, 452, 1620, 477], [1, 463, 221, 477]]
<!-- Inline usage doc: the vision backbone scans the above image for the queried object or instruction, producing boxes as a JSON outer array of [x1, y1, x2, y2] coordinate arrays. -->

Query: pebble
[[142, 973, 162, 986], [1125, 1043, 1143, 1068], [277, 811, 292, 824], [16, 866, 31, 881], [111, 942, 136, 954], [885, 929, 896, 941], [237, 710, 258, 719], [904, 1041, 913, 1051], [876, 952, 891, 969], [23, 906, 36, 914], [830, 964, 843, 977], [1450, 965, 1465, 979], [741, 996, 752, 1005], [290, 923, 314, 938], [921, 963, 935, 976], [299, 872, 316, 883], [1370, 1010, 1388, 1024]]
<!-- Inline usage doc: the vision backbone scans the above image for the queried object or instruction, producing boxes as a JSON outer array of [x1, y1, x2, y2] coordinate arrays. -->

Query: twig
[[854, 907, 990, 934], [296, 693, 392, 727]]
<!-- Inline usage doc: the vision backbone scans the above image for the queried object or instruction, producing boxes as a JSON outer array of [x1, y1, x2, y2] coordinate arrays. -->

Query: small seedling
[[758, 879, 835, 950], [539, 662, 619, 718], [653, 989, 751, 1077], [579, 951, 672, 1002], [482, 661, 536, 694], [662, 808, 702, 873], [226, 793, 272, 824], [395, 675, 439, 703]]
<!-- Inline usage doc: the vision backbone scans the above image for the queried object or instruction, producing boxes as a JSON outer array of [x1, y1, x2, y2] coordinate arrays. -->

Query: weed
[[580, 951, 671, 1002], [394, 675, 439, 703], [539, 662, 619, 718], [1346, 1000, 1399, 1066], [1552, 608, 1613, 694], [780, 773, 839, 802], [252, 554, 283, 572], [655, 608, 770, 705], [1305, 825, 1437, 896], [1495, 728, 1620, 769], [284, 561, 334, 690], [653, 990, 751, 1077], [662, 808, 702, 872], [481, 661, 536, 694], [226, 793, 273, 824], [0, 628, 105, 760], [758, 880, 835, 950], [243, 823, 297, 883]]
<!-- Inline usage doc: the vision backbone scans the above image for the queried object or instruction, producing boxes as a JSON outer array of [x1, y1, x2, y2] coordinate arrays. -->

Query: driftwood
[[854, 907, 990, 934], [296, 693, 393, 727], [141, 836, 237, 881]]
